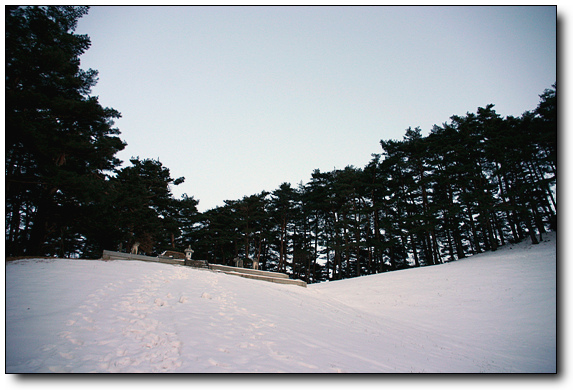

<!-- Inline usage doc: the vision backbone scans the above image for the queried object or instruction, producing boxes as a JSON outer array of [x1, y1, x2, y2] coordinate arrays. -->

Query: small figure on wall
[[131, 242, 140, 255]]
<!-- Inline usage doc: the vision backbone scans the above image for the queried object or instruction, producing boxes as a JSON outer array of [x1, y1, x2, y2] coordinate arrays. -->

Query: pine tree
[[303, 170, 336, 280], [270, 183, 297, 272], [5, 6, 125, 256], [106, 158, 184, 255], [194, 204, 238, 265], [171, 194, 200, 250]]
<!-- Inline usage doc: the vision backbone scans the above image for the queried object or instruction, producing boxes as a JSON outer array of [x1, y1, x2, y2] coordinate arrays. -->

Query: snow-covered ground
[[5, 233, 556, 373]]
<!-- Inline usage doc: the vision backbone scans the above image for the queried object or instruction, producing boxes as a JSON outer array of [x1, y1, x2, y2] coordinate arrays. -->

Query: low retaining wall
[[208, 264, 289, 279], [222, 270, 307, 287], [209, 264, 306, 287], [100, 250, 306, 287], [101, 250, 184, 265], [185, 259, 208, 268]]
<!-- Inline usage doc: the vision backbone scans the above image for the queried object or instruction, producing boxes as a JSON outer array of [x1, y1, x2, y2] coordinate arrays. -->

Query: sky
[[74, 5, 557, 212]]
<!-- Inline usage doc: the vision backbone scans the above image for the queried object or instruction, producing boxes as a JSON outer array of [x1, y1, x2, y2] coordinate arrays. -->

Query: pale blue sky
[[75, 6, 556, 212]]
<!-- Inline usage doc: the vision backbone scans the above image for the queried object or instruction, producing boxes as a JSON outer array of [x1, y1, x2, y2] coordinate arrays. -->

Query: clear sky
[[75, 5, 556, 212]]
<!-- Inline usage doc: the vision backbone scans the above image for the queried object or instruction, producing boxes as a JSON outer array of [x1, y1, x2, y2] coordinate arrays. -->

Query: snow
[[5, 233, 556, 374]]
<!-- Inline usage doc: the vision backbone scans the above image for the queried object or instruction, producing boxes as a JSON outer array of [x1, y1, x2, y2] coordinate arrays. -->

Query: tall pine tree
[[6, 6, 125, 256]]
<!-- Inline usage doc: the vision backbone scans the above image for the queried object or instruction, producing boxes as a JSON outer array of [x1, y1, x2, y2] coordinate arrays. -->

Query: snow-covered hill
[[5, 233, 556, 373]]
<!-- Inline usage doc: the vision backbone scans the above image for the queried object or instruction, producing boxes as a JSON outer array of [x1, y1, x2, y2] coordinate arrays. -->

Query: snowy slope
[[5, 233, 556, 373]]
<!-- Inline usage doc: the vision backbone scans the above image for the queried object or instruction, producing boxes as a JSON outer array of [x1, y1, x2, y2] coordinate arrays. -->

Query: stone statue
[[185, 246, 194, 260], [131, 241, 140, 255]]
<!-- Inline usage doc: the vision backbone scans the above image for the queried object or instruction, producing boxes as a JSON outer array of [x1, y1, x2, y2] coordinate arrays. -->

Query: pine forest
[[5, 6, 557, 284]]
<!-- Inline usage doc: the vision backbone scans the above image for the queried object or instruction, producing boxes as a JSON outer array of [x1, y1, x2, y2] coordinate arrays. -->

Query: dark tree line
[[6, 7, 556, 285], [5, 6, 199, 258], [188, 89, 556, 283]]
